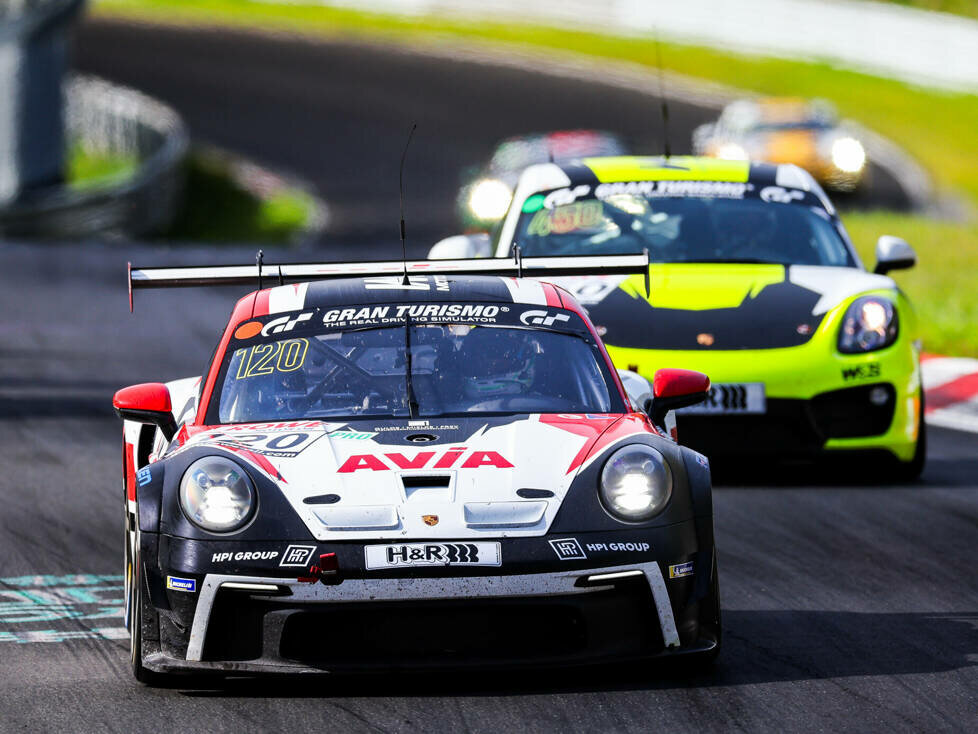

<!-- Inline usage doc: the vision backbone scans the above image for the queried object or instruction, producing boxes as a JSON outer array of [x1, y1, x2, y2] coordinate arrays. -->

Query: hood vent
[[401, 474, 454, 503], [313, 505, 400, 530], [464, 501, 547, 528]]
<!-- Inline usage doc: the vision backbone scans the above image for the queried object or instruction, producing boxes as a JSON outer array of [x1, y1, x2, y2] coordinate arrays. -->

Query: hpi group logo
[[549, 538, 587, 560]]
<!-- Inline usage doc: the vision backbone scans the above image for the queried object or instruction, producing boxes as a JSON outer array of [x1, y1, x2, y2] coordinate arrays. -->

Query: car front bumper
[[141, 541, 718, 675], [607, 328, 921, 462]]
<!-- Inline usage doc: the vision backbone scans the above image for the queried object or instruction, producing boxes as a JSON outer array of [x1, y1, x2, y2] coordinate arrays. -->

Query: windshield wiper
[[404, 317, 420, 419]]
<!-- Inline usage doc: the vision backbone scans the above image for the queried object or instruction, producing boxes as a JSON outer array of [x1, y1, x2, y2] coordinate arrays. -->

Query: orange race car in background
[[693, 98, 868, 192]]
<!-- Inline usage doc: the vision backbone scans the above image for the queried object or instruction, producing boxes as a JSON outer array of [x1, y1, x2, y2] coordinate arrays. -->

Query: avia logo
[[520, 310, 570, 327], [261, 312, 313, 336], [337, 447, 514, 473]]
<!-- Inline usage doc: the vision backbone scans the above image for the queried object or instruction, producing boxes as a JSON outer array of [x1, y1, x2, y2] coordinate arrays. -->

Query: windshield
[[514, 188, 856, 267], [216, 324, 613, 423]]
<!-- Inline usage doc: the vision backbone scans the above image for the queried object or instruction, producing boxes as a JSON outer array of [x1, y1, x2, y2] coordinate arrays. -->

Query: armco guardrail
[[0, 0, 85, 202], [0, 75, 189, 238]]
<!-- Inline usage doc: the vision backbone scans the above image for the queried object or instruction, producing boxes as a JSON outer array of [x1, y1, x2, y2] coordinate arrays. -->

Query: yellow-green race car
[[430, 156, 924, 477]]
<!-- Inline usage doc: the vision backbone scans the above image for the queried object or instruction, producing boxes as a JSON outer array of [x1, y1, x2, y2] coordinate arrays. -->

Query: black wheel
[[680, 553, 722, 674], [127, 538, 168, 686]]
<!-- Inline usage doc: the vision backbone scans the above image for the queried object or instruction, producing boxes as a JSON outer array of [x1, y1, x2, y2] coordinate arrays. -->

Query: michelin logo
[[669, 562, 695, 579], [166, 576, 197, 593]]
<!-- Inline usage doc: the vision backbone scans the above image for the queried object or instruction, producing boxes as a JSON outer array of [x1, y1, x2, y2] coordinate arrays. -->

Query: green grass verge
[[67, 143, 139, 190], [165, 152, 315, 243], [872, 0, 978, 20], [843, 212, 978, 355], [92, 0, 978, 355]]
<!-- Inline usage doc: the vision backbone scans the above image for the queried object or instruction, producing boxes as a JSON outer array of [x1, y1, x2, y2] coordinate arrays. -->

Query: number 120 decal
[[235, 339, 309, 379]]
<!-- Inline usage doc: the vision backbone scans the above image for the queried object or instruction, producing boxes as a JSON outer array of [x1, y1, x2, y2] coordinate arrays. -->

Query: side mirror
[[617, 369, 652, 411], [113, 383, 177, 440], [646, 369, 711, 426], [428, 233, 492, 260], [873, 235, 916, 275]]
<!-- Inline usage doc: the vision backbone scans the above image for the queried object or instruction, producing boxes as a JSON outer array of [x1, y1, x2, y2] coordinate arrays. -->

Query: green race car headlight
[[838, 296, 899, 354], [600, 445, 672, 522], [468, 178, 513, 222], [180, 457, 256, 533]]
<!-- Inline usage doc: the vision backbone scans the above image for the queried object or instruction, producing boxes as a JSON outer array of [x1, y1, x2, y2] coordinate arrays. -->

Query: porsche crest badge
[[422, 515, 439, 526]]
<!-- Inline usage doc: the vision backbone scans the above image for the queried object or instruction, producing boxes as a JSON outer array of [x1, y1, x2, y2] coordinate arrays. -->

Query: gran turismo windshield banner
[[231, 302, 591, 337]]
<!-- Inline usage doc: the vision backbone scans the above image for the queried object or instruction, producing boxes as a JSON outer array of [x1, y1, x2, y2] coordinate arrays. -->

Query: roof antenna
[[654, 33, 672, 159], [399, 123, 417, 286], [256, 249, 264, 291]]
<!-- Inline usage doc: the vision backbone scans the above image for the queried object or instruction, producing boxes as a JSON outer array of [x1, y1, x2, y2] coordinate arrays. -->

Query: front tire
[[128, 540, 167, 686], [679, 553, 722, 674]]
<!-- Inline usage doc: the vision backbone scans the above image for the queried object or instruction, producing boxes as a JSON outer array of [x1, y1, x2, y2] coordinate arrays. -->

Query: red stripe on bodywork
[[540, 413, 651, 475], [124, 441, 136, 502], [221, 444, 287, 483], [926, 372, 978, 412], [252, 289, 271, 317], [572, 413, 654, 474], [542, 282, 562, 307]]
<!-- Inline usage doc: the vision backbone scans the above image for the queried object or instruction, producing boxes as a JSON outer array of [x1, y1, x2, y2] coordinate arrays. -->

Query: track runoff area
[[0, 18, 974, 734]]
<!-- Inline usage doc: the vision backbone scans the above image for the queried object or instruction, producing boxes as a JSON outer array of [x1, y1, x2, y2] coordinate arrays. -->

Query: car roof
[[246, 274, 576, 317], [510, 155, 823, 198]]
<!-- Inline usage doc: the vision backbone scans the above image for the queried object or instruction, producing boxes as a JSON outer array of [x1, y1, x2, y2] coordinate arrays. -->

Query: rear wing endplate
[[128, 250, 650, 311]]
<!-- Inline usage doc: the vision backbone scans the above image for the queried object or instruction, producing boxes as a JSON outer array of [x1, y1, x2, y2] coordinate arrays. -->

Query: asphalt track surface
[[0, 18, 973, 734], [74, 19, 912, 247]]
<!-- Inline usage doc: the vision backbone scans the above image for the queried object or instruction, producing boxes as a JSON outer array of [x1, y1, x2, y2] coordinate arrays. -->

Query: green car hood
[[553, 264, 896, 351]]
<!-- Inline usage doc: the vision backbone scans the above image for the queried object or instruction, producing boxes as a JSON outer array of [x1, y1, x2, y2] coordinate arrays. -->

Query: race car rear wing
[[128, 250, 650, 311]]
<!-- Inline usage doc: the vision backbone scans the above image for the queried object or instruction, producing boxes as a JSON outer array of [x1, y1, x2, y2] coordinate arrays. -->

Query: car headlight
[[600, 445, 672, 522], [831, 137, 866, 173], [180, 457, 256, 533], [468, 178, 513, 222], [838, 296, 899, 354]]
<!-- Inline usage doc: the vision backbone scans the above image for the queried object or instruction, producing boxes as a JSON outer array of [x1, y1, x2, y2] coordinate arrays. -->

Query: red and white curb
[[922, 354, 978, 434]]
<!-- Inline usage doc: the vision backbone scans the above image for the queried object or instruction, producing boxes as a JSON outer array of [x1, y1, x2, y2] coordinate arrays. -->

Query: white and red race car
[[114, 254, 720, 683]]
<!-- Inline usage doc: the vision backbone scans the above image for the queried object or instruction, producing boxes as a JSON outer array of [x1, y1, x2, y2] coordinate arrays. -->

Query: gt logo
[[261, 312, 313, 336], [520, 310, 570, 327], [760, 186, 805, 204]]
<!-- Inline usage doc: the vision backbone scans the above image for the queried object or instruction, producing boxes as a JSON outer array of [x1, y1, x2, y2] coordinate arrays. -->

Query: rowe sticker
[[365, 542, 501, 569]]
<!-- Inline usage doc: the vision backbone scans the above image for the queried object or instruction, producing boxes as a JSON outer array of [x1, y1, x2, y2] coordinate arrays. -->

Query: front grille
[[676, 383, 897, 457], [201, 581, 662, 668], [677, 399, 822, 456], [810, 383, 896, 438]]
